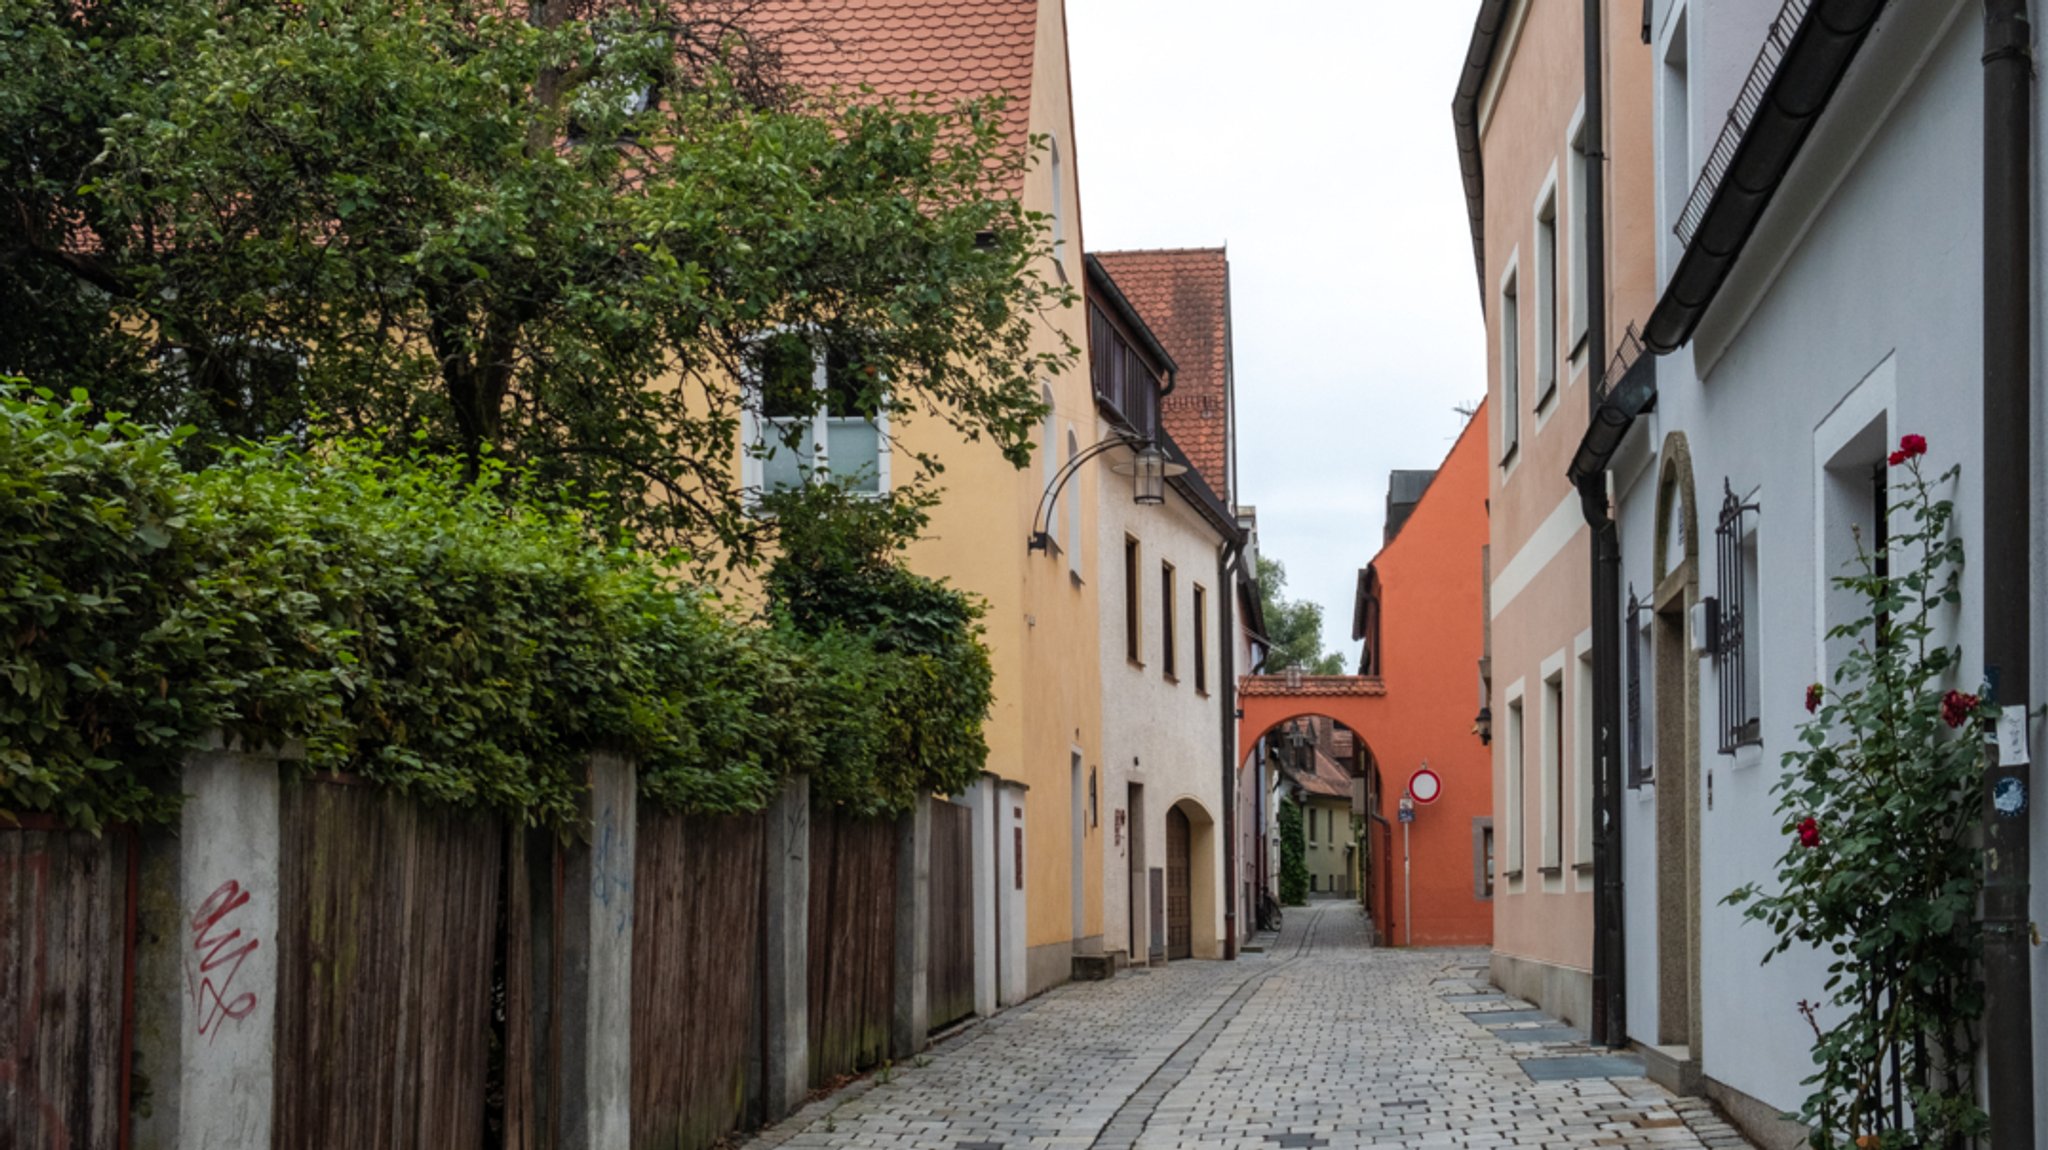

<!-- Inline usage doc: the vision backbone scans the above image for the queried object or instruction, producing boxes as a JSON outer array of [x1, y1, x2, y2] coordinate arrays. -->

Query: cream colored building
[[752, 0, 1105, 998]]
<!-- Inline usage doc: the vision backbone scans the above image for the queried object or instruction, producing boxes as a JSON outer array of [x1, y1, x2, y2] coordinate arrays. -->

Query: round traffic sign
[[1408, 766, 1443, 805]]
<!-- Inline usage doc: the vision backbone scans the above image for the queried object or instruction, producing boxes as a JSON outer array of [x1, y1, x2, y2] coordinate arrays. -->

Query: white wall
[[1615, 6, 1986, 1113], [1096, 418, 1231, 961]]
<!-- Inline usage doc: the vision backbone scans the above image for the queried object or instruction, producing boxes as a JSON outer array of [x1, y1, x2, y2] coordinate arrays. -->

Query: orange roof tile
[[749, 0, 1040, 186], [1238, 675, 1387, 698], [1090, 248, 1232, 501]]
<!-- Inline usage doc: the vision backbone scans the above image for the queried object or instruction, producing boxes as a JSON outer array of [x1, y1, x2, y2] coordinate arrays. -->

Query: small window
[[1041, 387, 1059, 550], [1474, 818, 1496, 900], [1124, 536, 1143, 664], [1310, 873, 1318, 893], [1160, 561, 1178, 681], [1569, 122, 1592, 351], [1500, 271, 1521, 463], [1540, 672, 1563, 872], [1536, 191, 1559, 409], [1192, 585, 1209, 693], [1505, 698, 1526, 875], [1574, 651, 1594, 867], [1050, 136, 1068, 275], [744, 333, 886, 495], [1308, 805, 1317, 843], [1716, 481, 1761, 753], [1626, 587, 1654, 788], [1066, 429, 1082, 577]]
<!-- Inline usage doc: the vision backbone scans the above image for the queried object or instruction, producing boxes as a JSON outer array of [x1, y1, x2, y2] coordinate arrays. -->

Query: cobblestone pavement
[[744, 904, 1754, 1149]]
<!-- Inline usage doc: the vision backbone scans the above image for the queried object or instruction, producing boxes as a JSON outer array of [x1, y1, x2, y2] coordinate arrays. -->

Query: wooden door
[[1166, 807, 1192, 961]]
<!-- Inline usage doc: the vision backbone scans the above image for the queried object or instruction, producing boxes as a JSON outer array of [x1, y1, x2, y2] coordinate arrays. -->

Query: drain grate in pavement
[[1492, 1025, 1586, 1043], [1265, 1135, 1329, 1148], [1517, 1054, 1648, 1081]]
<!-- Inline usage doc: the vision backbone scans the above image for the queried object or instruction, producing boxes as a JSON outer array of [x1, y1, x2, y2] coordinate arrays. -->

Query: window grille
[[1626, 586, 1651, 788], [1716, 481, 1761, 753]]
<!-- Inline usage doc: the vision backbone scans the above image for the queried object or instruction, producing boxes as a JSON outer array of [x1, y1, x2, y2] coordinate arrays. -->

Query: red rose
[[1941, 690, 1979, 728], [1797, 817, 1820, 848], [1805, 683, 1823, 713], [1887, 449, 1908, 467], [1888, 433, 1928, 466]]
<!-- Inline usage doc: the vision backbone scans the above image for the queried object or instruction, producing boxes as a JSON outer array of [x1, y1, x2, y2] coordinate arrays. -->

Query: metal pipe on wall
[[1979, 2, 2035, 1143], [1218, 538, 1242, 960], [1581, 0, 1628, 1050]]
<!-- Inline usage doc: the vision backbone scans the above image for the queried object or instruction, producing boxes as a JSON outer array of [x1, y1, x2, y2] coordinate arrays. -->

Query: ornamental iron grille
[[1626, 585, 1650, 788], [1716, 481, 1762, 754]]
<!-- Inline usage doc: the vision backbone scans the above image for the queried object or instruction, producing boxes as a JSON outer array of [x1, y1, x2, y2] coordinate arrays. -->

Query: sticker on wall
[[1995, 705, 2031, 767], [1992, 776, 2027, 819]]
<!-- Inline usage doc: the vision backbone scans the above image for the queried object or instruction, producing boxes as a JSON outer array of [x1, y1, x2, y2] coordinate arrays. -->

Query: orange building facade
[[1237, 407, 1493, 948]]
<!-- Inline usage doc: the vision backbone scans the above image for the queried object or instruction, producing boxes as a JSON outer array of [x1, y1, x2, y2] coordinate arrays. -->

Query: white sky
[[1066, 0, 1488, 668]]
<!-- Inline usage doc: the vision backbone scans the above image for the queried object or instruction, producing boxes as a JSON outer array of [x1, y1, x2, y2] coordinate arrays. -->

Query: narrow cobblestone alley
[[745, 905, 1753, 1150]]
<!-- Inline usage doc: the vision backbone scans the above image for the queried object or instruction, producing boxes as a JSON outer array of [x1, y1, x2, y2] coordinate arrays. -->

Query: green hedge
[[0, 385, 992, 831]]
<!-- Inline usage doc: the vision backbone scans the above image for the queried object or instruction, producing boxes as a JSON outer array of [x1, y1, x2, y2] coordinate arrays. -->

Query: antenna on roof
[[1453, 401, 1480, 425]]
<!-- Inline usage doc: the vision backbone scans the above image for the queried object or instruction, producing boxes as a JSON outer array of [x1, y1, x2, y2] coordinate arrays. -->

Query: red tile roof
[[749, 0, 1040, 186], [1285, 748, 1355, 800], [1090, 249, 1232, 500], [1238, 675, 1387, 698]]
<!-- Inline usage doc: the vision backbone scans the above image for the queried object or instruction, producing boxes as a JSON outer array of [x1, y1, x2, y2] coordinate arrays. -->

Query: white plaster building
[[1083, 254, 1247, 966], [1578, 2, 2048, 1145]]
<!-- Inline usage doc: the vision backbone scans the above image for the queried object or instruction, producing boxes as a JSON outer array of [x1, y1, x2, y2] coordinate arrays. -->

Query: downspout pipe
[[1582, 0, 1627, 1052], [1980, 3, 2034, 1144], [1219, 537, 1243, 960]]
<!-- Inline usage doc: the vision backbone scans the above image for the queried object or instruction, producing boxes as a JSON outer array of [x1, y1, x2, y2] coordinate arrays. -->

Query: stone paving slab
[[739, 904, 1756, 1150]]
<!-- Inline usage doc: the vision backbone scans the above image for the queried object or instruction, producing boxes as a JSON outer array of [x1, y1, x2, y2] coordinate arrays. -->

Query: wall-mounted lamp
[[1472, 705, 1493, 746], [1028, 433, 1186, 551]]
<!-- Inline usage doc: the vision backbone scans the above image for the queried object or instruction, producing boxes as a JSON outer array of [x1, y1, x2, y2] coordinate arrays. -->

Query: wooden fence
[[0, 778, 982, 1149], [631, 810, 766, 1150], [925, 799, 975, 1031], [806, 807, 897, 1087], [0, 822, 132, 1150], [272, 777, 503, 1150]]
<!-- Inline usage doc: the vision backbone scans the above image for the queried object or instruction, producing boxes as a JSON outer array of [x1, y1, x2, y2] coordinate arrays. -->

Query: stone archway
[[1651, 432, 1703, 1057]]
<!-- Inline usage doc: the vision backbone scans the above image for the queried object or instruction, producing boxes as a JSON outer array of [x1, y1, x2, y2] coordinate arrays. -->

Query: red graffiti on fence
[[190, 880, 259, 1040]]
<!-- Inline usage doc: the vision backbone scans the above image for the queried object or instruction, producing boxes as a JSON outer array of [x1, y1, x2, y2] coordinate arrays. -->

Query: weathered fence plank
[[925, 799, 975, 1031], [273, 778, 501, 1150], [0, 824, 130, 1150], [630, 811, 765, 1150], [806, 808, 896, 1087]]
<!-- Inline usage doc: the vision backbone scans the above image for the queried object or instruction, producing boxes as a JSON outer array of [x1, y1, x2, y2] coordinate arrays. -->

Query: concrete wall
[[1617, 0, 1998, 1121], [1096, 435, 1231, 964]]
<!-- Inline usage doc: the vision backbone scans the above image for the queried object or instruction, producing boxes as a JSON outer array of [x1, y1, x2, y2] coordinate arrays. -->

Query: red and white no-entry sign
[[1408, 766, 1443, 805]]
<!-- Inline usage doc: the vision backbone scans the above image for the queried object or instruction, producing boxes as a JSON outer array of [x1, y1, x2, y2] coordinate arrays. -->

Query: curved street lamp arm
[[1028, 431, 1148, 551]]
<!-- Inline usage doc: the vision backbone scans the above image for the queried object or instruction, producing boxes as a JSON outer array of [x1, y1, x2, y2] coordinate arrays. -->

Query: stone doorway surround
[[1650, 432, 1703, 1081]]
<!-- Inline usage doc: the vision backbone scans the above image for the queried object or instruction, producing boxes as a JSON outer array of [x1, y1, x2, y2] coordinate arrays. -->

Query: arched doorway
[[1652, 433, 1703, 1056], [1165, 806, 1192, 960]]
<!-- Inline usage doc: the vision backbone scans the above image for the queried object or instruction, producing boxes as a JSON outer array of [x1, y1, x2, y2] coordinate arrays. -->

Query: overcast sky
[[1066, 1, 1488, 668]]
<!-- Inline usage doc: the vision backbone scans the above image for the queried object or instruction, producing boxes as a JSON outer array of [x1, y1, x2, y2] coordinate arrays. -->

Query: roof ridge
[[1092, 245, 1228, 257]]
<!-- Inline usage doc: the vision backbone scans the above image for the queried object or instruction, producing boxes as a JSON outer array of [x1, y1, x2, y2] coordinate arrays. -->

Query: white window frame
[[1499, 254, 1522, 470], [1503, 681, 1527, 881], [1050, 135, 1069, 278], [1533, 171, 1561, 417], [1573, 635, 1595, 871], [1539, 656, 1565, 874], [1566, 105, 1592, 358], [739, 334, 892, 498]]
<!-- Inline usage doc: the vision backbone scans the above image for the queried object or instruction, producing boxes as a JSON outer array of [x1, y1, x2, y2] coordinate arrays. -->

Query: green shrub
[[1277, 798, 1308, 906], [1, 384, 994, 830]]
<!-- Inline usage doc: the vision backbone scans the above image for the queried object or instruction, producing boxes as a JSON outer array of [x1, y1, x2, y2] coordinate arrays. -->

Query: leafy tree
[[1277, 797, 1308, 906], [0, 0, 1073, 566], [1255, 556, 1345, 674]]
